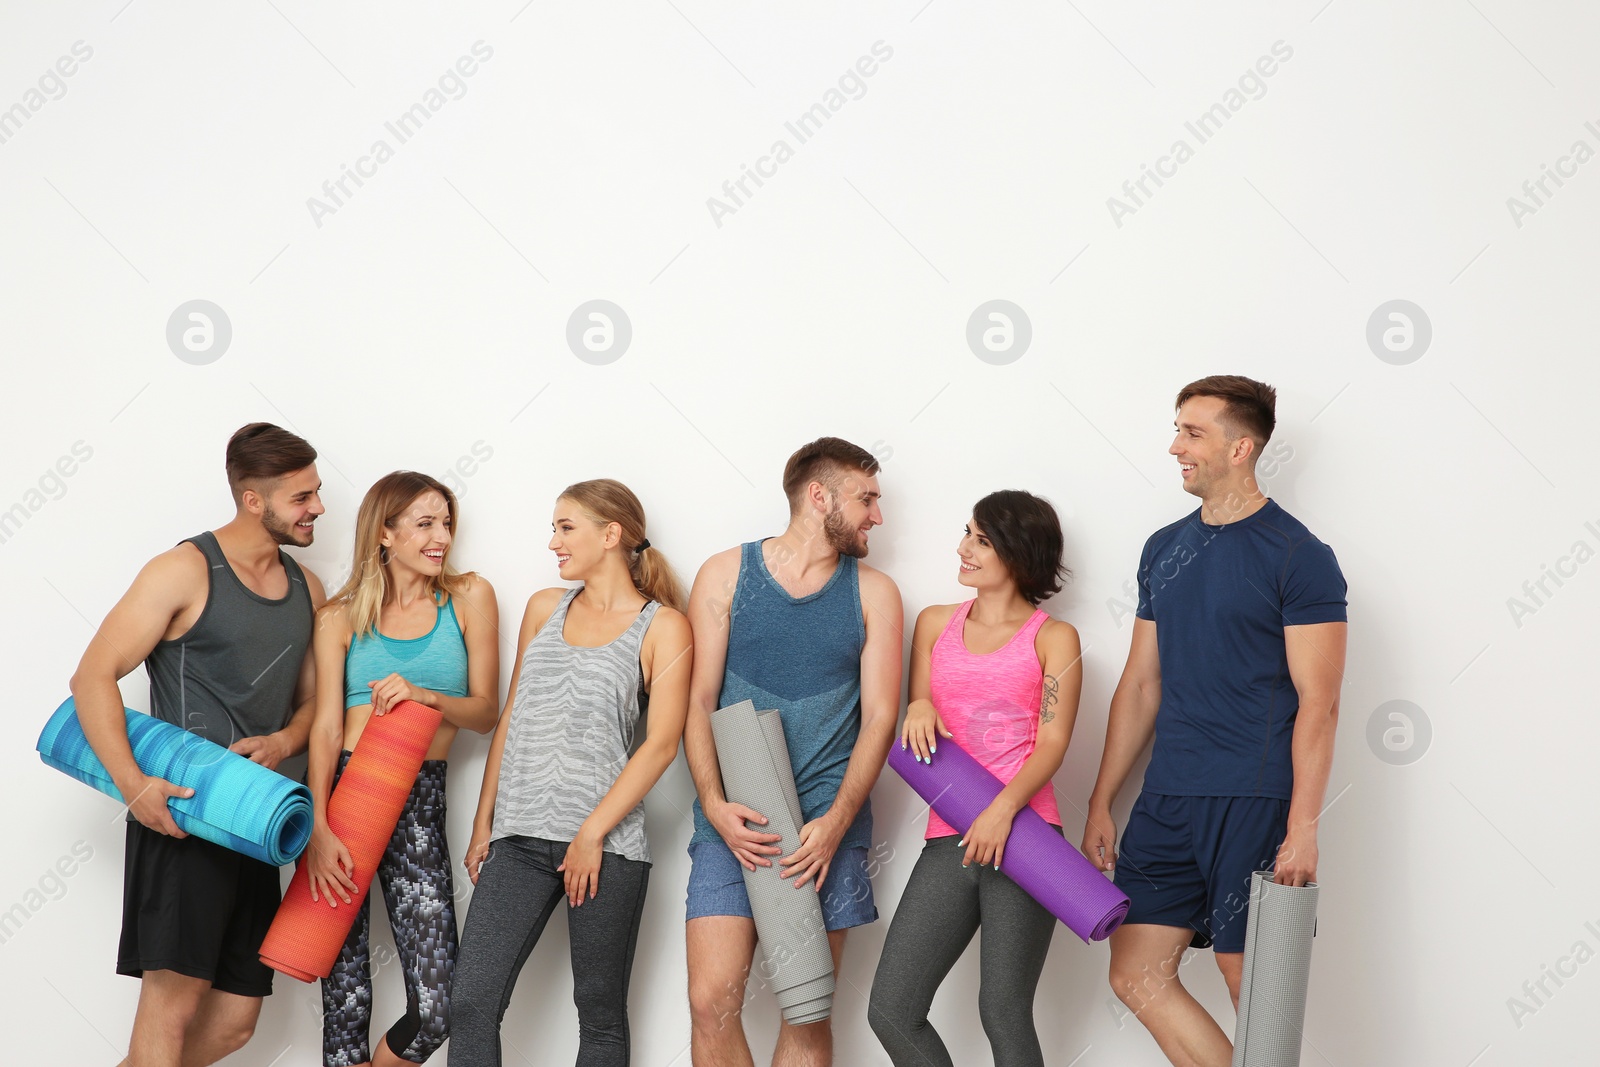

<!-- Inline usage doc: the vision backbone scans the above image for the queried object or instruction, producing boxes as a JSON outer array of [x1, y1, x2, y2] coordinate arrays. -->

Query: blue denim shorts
[[685, 839, 878, 931]]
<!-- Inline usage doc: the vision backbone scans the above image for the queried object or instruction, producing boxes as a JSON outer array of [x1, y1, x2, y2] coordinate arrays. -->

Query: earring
[[379, 545, 389, 566]]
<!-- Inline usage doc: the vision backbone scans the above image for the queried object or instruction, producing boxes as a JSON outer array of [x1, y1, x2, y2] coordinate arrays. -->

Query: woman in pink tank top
[[869, 490, 1084, 1067]]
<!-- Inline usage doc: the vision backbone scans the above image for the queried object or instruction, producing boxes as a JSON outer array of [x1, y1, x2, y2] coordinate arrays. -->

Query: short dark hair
[[1175, 375, 1277, 456], [782, 437, 879, 512], [971, 490, 1069, 606], [225, 423, 317, 504]]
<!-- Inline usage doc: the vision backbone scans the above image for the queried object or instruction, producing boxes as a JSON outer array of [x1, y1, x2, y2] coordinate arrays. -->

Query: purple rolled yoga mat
[[887, 738, 1129, 943]]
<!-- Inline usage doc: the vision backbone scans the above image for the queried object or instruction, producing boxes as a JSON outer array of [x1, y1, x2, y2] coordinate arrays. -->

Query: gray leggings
[[449, 836, 649, 1067], [868, 834, 1057, 1067]]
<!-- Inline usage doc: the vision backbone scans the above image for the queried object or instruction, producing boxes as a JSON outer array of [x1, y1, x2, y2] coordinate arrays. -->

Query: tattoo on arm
[[1040, 675, 1058, 724]]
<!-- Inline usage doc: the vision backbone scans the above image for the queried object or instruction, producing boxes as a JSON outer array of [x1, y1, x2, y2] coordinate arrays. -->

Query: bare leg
[[118, 970, 211, 1067], [176, 988, 263, 1067], [688, 916, 759, 1067], [771, 930, 847, 1067], [1108, 924, 1232, 1067], [1214, 952, 1243, 1011]]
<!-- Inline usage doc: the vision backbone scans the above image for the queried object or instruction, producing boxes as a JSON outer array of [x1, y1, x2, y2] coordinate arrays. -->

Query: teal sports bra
[[344, 592, 470, 709]]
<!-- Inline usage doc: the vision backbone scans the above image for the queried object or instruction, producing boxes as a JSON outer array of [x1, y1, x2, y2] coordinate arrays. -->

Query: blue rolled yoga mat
[[37, 697, 313, 866], [887, 737, 1129, 943]]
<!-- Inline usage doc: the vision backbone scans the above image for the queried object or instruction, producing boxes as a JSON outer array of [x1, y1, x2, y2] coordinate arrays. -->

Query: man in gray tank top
[[70, 423, 327, 1067], [684, 436, 905, 1067]]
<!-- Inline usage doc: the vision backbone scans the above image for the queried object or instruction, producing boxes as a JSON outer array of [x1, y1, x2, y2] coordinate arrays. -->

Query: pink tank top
[[925, 600, 1063, 839]]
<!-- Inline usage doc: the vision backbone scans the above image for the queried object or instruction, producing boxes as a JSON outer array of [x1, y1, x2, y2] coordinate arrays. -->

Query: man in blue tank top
[[684, 436, 904, 1067], [70, 423, 328, 1067], [1081, 377, 1348, 1066]]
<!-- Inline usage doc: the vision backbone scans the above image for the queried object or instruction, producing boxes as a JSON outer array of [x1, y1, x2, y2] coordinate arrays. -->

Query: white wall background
[[2, 1, 1595, 1064]]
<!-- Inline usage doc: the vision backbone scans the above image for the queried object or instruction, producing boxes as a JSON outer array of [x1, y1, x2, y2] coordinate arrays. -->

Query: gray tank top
[[492, 588, 658, 863], [144, 531, 314, 750]]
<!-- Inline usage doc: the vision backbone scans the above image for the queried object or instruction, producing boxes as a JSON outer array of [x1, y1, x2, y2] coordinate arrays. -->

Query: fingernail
[[930, 744, 936, 753], [957, 839, 965, 847]]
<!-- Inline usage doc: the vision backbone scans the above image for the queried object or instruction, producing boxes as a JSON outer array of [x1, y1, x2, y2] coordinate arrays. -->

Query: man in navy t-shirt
[[1081, 375, 1348, 1066]]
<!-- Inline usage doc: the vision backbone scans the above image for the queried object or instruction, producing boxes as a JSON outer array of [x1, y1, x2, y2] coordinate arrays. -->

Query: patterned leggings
[[321, 754, 457, 1066]]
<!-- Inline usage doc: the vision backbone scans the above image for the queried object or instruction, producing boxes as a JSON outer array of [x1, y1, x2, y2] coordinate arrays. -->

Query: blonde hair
[[330, 471, 474, 636], [560, 478, 685, 612]]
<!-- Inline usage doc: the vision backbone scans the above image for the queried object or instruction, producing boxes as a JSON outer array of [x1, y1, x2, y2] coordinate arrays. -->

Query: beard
[[262, 504, 310, 546], [823, 504, 867, 558]]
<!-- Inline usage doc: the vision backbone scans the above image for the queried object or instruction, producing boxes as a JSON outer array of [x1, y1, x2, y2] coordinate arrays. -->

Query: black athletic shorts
[[117, 821, 281, 997]]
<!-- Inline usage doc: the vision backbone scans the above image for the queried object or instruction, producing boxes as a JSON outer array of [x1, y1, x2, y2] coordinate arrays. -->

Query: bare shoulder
[[916, 602, 962, 631], [856, 561, 902, 601], [523, 586, 568, 634], [694, 546, 742, 584], [315, 598, 353, 631], [298, 563, 327, 605], [646, 604, 692, 644], [1036, 616, 1082, 662], [133, 540, 209, 602]]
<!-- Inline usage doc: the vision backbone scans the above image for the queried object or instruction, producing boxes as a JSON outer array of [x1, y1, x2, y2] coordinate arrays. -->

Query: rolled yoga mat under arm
[[1232, 870, 1319, 1067], [37, 697, 313, 867], [710, 699, 835, 1025], [258, 699, 443, 982], [886, 737, 1130, 943]]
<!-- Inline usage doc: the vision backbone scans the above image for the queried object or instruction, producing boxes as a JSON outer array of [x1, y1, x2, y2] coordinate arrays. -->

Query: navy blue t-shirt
[[1135, 499, 1347, 799]]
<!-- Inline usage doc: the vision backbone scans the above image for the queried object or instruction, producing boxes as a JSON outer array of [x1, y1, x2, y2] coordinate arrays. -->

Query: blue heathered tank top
[[344, 591, 469, 709], [691, 539, 871, 850]]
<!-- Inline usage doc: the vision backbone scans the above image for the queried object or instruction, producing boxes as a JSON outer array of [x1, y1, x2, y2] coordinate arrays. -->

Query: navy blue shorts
[[685, 840, 878, 931], [1111, 792, 1289, 953]]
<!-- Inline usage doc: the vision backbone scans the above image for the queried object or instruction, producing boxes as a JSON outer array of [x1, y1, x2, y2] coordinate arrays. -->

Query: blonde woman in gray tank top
[[451, 479, 693, 1067]]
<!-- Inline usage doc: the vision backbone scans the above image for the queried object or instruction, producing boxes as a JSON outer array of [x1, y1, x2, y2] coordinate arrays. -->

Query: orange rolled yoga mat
[[259, 699, 442, 982]]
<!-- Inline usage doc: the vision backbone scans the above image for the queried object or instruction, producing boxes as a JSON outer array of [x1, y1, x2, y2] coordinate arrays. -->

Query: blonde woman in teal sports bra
[[305, 471, 500, 1067]]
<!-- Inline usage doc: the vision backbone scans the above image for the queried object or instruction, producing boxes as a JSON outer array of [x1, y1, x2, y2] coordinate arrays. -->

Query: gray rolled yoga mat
[[1232, 870, 1319, 1067], [710, 699, 834, 1025]]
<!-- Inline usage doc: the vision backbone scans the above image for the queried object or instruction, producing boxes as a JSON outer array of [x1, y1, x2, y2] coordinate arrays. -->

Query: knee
[[977, 987, 1025, 1037], [688, 975, 745, 1038], [214, 1018, 257, 1059], [573, 979, 626, 1031]]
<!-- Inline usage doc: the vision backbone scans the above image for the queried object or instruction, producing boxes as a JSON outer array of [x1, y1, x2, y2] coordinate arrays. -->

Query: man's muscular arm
[[780, 565, 904, 890], [684, 548, 782, 870], [1276, 621, 1347, 887], [69, 545, 207, 836]]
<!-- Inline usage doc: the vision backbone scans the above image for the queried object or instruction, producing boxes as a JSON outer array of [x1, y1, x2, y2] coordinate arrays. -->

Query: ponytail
[[631, 544, 686, 613]]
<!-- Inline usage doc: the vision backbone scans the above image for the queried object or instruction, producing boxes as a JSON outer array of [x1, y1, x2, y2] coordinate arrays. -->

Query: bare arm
[[963, 619, 1084, 868], [559, 608, 694, 905], [900, 604, 956, 761], [683, 549, 783, 869], [1275, 621, 1347, 886], [1082, 617, 1161, 871], [305, 602, 358, 904], [68, 546, 206, 836], [463, 589, 562, 884], [781, 565, 904, 889]]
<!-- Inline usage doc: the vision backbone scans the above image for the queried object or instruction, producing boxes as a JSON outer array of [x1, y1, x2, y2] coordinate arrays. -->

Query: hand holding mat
[[37, 697, 313, 867], [886, 737, 1129, 943], [259, 699, 442, 982], [710, 700, 835, 1026], [1232, 870, 1318, 1067]]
